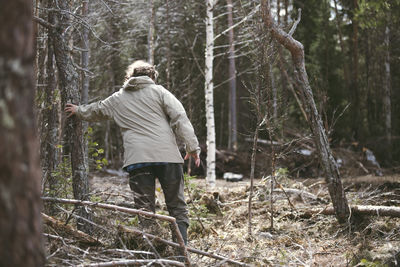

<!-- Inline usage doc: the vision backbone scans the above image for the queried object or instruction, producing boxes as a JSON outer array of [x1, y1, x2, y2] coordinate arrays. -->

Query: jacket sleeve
[[161, 88, 200, 154], [76, 92, 117, 122]]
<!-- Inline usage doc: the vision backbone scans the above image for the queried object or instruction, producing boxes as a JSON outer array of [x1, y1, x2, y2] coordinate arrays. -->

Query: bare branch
[[119, 226, 249, 266], [33, 16, 55, 29], [261, 0, 303, 59], [288, 8, 302, 36], [214, 4, 260, 41], [79, 259, 185, 267], [42, 197, 191, 266], [303, 205, 400, 218]]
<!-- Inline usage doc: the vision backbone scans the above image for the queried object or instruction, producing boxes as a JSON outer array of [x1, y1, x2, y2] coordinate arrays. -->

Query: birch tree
[[205, 0, 216, 187], [0, 0, 45, 265]]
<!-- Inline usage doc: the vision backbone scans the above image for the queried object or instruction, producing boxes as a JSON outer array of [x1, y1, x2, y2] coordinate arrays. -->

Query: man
[[65, 60, 200, 245]]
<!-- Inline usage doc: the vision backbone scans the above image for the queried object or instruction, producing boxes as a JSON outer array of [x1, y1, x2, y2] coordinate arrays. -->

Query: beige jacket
[[76, 76, 200, 168]]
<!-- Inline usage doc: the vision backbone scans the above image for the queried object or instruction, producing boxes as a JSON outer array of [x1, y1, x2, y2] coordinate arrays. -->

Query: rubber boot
[[177, 221, 188, 245]]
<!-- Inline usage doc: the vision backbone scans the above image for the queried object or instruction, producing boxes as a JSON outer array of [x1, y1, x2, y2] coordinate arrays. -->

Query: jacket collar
[[123, 76, 155, 90]]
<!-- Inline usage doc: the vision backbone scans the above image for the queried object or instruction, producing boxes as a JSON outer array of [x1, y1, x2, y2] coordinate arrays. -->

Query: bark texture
[[40, 0, 60, 215], [0, 0, 45, 265], [351, 0, 360, 139], [52, 0, 92, 233], [205, 0, 216, 187], [226, 0, 238, 151], [383, 24, 392, 161], [261, 0, 350, 223], [148, 0, 155, 65], [81, 0, 90, 104]]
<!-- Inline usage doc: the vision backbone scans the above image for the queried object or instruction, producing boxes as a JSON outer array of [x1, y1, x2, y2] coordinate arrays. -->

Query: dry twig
[[42, 197, 191, 266]]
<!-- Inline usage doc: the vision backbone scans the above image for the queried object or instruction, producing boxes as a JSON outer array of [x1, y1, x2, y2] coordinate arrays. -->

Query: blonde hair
[[124, 60, 158, 81]]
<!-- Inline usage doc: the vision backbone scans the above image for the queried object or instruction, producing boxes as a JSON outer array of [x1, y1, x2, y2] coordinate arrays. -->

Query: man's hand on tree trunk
[[65, 103, 78, 118]]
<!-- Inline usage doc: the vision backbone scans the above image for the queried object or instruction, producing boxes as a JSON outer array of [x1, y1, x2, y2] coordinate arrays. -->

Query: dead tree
[[0, 0, 45, 265], [261, 0, 350, 223], [51, 0, 92, 233]]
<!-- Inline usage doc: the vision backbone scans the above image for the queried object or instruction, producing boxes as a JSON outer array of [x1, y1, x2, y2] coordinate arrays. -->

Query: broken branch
[[79, 259, 185, 267], [118, 225, 249, 266], [42, 197, 191, 266], [42, 213, 102, 246], [302, 205, 400, 218]]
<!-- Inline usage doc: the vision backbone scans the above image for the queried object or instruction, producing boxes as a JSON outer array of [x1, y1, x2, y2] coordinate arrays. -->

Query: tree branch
[[214, 4, 260, 41], [302, 205, 400, 218], [261, 0, 303, 59], [119, 226, 249, 266], [42, 197, 191, 266], [288, 8, 302, 36], [79, 259, 184, 267], [33, 16, 55, 29]]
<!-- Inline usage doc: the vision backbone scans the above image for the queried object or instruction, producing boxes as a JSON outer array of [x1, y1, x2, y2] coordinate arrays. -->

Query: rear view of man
[[65, 60, 200, 245]]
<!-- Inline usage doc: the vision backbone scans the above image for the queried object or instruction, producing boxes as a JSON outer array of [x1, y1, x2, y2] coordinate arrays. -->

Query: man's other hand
[[184, 152, 200, 167], [65, 103, 78, 118]]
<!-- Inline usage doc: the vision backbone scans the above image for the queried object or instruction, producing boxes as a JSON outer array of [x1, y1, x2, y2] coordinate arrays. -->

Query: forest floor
[[44, 172, 400, 266]]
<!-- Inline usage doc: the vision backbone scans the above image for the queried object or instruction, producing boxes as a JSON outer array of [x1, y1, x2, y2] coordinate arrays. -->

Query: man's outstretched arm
[[64, 93, 118, 122]]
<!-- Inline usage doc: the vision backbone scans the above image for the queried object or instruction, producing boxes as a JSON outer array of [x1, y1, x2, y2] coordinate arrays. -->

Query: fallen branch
[[42, 197, 191, 266], [79, 259, 184, 267], [302, 205, 400, 218], [118, 225, 249, 266], [42, 213, 102, 246], [43, 233, 74, 243]]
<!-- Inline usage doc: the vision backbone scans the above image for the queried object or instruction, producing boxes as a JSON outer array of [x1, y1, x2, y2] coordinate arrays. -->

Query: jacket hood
[[123, 76, 155, 91]]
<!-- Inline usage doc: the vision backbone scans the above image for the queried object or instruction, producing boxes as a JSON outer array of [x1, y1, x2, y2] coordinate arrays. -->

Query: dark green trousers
[[128, 163, 189, 243]]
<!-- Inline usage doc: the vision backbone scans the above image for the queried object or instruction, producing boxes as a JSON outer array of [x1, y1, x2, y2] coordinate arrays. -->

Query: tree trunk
[[277, 49, 308, 122], [0, 1, 45, 265], [166, 0, 172, 90], [81, 0, 90, 184], [383, 24, 392, 162], [81, 0, 90, 105], [148, 0, 155, 65], [226, 0, 238, 151], [351, 0, 360, 140], [41, 1, 60, 215], [333, 0, 350, 91], [52, 0, 92, 233], [261, 0, 350, 223], [205, 0, 216, 187]]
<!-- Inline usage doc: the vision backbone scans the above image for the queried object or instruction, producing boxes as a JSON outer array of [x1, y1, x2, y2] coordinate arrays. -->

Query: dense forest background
[[35, 0, 400, 177]]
